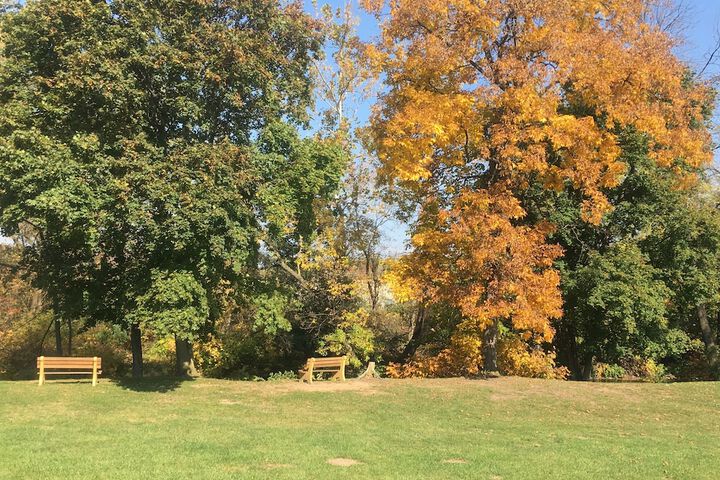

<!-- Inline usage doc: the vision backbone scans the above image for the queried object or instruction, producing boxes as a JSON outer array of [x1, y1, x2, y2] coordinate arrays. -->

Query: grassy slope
[[1, 377, 719, 479]]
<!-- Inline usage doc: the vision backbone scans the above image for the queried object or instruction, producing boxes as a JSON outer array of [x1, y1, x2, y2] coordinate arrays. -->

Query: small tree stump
[[357, 361, 380, 380]]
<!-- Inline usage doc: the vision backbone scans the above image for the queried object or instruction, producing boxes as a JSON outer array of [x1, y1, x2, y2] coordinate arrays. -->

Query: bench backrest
[[306, 356, 345, 368], [37, 357, 102, 370]]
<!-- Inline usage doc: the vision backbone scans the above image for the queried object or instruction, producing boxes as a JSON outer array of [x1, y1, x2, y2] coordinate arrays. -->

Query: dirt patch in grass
[[442, 458, 468, 464], [327, 458, 362, 467], [255, 379, 386, 395]]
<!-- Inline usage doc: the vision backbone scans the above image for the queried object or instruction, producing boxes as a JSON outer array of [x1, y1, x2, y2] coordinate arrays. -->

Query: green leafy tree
[[0, 0, 345, 376], [645, 189, 720, 375], [523, 128, 720, 379], [566, 243, 683, 373]]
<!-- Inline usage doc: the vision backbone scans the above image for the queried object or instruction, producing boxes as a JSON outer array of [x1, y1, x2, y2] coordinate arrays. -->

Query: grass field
[[1, 376, 719, 479]]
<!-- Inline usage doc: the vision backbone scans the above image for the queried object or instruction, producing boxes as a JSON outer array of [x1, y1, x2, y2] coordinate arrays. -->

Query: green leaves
[[0, 1, 342, 346], [129, 269, 208, 342], [525, 127, 720, 377], [254, 121, 346, 248], [252, 291, 292, 336], [569, 243, 675, 362]]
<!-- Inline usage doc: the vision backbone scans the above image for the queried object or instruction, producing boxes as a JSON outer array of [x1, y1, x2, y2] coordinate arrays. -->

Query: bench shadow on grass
[[113, 375, 192, 393]]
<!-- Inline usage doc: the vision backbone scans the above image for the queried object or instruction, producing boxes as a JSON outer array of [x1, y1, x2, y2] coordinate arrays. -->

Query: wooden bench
[[37, 356, 102, 386], [298, 356, 347, 383]]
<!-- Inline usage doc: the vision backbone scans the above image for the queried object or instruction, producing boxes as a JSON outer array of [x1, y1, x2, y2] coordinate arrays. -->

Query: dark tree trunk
[[698, 303, 719, 373], [54, 317, 63, 356], [401, 304, 425, 361], [555, 318, 583, 380], [67, 318, 72, 356], [130, 324, 143, 378], [482, 319, 499, 376], [364, 250, 381, 312], [579, 355, 594, 381], [175, 337, 197, 377]]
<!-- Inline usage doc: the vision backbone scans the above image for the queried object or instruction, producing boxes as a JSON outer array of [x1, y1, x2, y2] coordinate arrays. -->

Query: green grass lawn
[[1, 376, 719, 479]]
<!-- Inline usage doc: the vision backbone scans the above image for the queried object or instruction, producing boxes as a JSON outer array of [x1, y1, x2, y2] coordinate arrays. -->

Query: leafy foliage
[[0, 0, 345, 372], [567, 244, 679, 364], [129, 270, 209, 342], [364, 0, 714, 375]]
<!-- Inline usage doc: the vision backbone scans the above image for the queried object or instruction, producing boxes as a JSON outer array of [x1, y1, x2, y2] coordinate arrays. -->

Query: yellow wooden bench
[[37, 356, 102, 386], [298, 356, 347, 383]]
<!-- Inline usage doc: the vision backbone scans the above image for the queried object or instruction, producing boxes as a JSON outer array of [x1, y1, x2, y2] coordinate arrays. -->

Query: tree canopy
[[0, 0, 346, 375], [365, 0, 714, 374]]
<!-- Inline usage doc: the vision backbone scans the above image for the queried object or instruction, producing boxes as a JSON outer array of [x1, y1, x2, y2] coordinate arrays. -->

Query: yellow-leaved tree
[[365, 0, 713, 375]]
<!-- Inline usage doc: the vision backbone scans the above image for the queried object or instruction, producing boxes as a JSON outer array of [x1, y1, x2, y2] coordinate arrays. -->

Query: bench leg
[[299, 369, 313, 384], [299, 360, 314, 384], [38, 357, 45, 386], [92, 357, 98, 386]]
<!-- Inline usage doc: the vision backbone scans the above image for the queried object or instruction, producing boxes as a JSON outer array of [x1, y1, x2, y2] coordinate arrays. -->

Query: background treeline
[[1, 0, 720, 382]]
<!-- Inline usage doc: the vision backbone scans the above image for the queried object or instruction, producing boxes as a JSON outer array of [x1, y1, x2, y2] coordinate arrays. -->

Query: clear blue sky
[[677, 0, 720, 71]]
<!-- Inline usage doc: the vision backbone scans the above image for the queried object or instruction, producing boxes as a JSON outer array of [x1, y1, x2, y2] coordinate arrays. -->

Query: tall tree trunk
[[579, 355, 594, 381], [401, 304, 425, 361], [67, 318, 72, 356], [697, 303, 719, 373], [555, 318, 583, 380], [130, 324, 143, 378], [54, 317, 63, 356], [365, 251, 380, 312], [175, 337, 197, 377], [482, 319, 500, 376]]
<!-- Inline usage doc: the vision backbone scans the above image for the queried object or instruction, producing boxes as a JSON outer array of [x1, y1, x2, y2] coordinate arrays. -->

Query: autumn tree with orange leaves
[[364, 0, 713, 375]]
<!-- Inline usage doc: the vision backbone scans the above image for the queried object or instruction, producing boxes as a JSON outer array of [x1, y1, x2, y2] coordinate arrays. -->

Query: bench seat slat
[[39, 360, 100, 364], [37, 358, 99, 361], [37, 360, 101, 364], [38, 357, 98, 360], [42, 368, 98, 371], [38, 362, 98, 365], [44, 371, 102, 375]]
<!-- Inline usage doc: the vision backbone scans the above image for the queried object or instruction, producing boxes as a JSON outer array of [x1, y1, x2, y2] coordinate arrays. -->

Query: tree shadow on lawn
[[113, 375, 193, 393]]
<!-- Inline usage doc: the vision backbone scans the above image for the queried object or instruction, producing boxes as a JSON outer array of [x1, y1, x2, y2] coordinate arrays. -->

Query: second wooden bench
[[298, 356, 347, 383]]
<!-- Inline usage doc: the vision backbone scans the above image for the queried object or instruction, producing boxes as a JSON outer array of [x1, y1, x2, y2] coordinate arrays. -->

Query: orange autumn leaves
[[366, 0, 713, 374], [400, 188, 562, 340], [364, 0, 711, 218]]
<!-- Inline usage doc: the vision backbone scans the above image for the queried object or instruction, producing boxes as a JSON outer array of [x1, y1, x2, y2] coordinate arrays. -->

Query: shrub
[[497, 335, 569, 379], [266, 370, 297, 381], [143, 335, 177, 375], [594, 363, 626, 380], [0, 311, 53, 379], [74, 323, 131, 377], [317, 308, 376, 369], [386, 334, 483, 378], [387, 332, 569, 379], [643, 359, 672, 383]]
